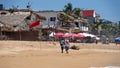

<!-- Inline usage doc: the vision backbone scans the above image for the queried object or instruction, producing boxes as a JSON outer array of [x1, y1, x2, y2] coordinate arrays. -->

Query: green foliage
[[63, 3, 82, 19], [102, 23, 108, 29], [101, 21, 119, 36], [61, 2, 83, 23], [58, 14, 68, 22], [63, 3, 73, 15], [73, 8, 81, 18]]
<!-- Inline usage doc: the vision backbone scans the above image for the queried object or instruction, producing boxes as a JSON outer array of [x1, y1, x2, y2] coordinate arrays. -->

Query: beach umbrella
[[62, 33, 72, 38], [54, 32, 64, 37], [49, 32, 55, 37], [79, 33, 89, 37], [77, 33, 85, 38], [96, 37, 100, 40], [71, 34, 79, 38], [71, 33, 85, 38], [115, 37, 120, 42], [79, 33, 96, 37], [115, 37, 120, 44], [79, 33, 100, 40], [89, 34, 96, 38]]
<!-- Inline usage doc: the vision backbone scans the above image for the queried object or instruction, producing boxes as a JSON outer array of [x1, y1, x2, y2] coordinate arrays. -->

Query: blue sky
[[0, 0, 120, 23]]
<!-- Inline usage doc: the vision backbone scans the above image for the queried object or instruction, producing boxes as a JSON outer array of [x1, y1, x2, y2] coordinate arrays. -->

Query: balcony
[[74, 26, 88, 32]]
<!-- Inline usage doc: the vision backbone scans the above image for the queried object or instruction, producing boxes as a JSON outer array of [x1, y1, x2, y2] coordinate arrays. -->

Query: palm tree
[[90, 19, 103, 35], [72, 8, 81, 18], [57, 3, 74, 27], [58, 3, 84, 33], [63, 3, 73, 15], [63, 3, 82, 18], [94, 19, 103, 35], [57, 13, 68, 26]]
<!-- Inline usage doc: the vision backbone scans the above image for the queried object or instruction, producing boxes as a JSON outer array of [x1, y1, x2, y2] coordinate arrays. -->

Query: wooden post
[[19, 30, 21, 40], [0, 26, 2, 39], [38, 30, 42, 50]]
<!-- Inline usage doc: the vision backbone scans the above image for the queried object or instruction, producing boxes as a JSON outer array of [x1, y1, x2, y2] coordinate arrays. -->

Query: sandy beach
[[0, 41, 120, 68]]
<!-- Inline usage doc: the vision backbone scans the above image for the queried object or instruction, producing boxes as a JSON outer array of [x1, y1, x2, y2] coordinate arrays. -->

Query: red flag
[[29, 20, 40, 28]]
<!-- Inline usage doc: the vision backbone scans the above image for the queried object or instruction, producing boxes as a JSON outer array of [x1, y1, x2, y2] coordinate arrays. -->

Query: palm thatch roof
[[0, 14, 29, 31], [57, 12, 74, 22], [0, 11, 46, 31], [74, 18, 88, 24], [25, 11, 46, 21]]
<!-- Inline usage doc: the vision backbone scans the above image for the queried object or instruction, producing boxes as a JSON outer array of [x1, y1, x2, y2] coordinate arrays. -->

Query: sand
[[0, 40, 120, 68]]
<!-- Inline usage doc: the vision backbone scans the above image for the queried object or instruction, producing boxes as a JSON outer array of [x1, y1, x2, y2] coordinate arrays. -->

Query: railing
[[79, 26, 88, 31]]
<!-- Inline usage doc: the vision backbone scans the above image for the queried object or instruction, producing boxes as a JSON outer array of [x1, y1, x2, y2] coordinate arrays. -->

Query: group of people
[[59, 38, 70, 54]]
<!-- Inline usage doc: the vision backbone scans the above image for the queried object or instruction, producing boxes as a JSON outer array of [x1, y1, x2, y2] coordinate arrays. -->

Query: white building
[[37, 11, 89, 32], [36, 11, 59, 28]]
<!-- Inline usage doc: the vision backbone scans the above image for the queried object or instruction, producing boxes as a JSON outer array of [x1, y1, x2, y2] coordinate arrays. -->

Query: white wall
[[37, 12, 59, 28]]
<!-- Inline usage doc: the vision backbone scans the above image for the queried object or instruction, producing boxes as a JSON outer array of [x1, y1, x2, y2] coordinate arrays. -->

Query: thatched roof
[[0, 14, 28, 26], [74, 18, 88, 24], [57, 12, 74, 22], [57, 12, 88, 24], [0, 11, 46, 31], [25, 11, 46, 21], [0, 14, 29, 31]]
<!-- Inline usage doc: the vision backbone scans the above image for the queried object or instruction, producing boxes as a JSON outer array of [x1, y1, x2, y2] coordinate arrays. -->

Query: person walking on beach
[[95, 39, 98, 44], [64, 39, 70, 54], [59, 38, 65, 53]]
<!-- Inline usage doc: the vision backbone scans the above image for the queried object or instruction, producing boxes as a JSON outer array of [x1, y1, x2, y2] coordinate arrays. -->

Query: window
[[50, 17, 56, 21], [75, 22, 79, 27]]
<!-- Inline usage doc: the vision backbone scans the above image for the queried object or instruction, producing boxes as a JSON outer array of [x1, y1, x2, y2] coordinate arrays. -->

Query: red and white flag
[[29, 20, 40, 28]]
